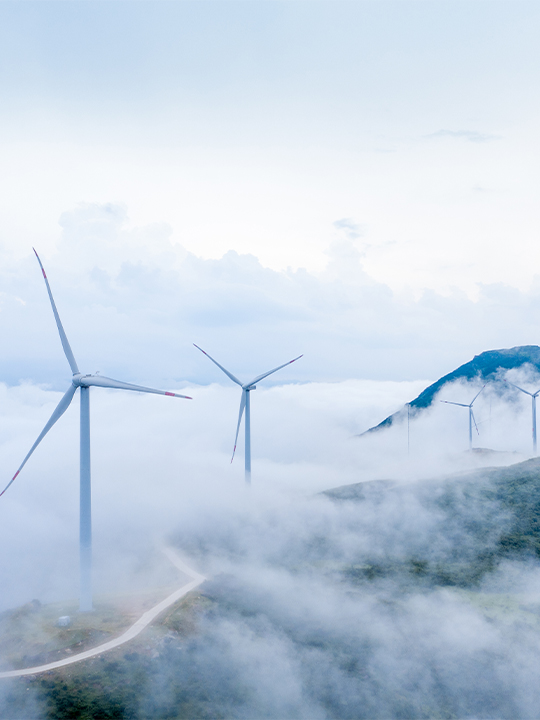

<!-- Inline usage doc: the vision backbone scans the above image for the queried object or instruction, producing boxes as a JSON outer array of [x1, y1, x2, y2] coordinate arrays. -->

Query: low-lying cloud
[[0, 370, 537, 612], [2, 370, 540, 717]]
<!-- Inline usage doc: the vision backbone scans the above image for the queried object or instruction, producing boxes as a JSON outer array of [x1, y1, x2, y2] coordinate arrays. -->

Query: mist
[[3, 370, 540, 717], [0, 375, 425, 611], [1, 368, 537, 611]]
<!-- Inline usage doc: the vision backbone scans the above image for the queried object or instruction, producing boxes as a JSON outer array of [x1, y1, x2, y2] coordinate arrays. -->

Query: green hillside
[[4, 459, 540, 719], [0, 591, 211, 720], [363, 344, 540, 434], [324, 456, 540, 587]]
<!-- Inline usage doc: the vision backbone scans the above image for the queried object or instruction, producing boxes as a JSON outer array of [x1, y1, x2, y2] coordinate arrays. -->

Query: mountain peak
[[363, 345, 540, 435]]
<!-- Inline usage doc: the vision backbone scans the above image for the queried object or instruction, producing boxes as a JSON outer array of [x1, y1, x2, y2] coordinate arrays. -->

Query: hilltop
[[362, 345, 540, 435]]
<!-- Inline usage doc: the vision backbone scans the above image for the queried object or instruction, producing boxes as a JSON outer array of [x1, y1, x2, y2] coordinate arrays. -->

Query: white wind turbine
[[1, 250, 192, 612], [193, 344, 302, 484], [441, 385, 485, 451], [505, 380, 540, 455]]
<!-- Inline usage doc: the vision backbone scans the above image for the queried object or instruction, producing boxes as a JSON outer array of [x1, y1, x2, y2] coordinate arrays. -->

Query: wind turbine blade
[[83, 375, 192, 399], [471, 409, 480, 435], [440, 401, 469, 407], [33, 249, 79, 375], [231, 390, 247, 463], [470, 385, 486, 406], [193, 344, 242, 386], [506, 380, 533, 397], [246, 355, 303, 387], [0, 384, 77, 497]]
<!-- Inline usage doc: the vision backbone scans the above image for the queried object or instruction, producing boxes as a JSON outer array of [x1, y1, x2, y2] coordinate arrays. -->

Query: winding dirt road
[[0, 547, 205, 679]]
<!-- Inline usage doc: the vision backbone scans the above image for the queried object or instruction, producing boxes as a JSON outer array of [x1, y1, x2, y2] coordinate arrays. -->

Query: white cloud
[[426, 129, 500, 143], [2, 202, 540, 393], [0, 365, 537, 613]]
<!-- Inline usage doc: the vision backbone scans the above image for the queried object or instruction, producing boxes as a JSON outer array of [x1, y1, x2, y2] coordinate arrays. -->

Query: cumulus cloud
[[332, 217, 365, 240], [1, 202, 540, 392]]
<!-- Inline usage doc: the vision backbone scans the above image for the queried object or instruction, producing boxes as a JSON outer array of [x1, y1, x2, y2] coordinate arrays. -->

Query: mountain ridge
[[362, 345, 540, 435]]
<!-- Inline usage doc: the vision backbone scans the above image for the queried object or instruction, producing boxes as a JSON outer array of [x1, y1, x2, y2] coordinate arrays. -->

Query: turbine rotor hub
[[72, 373, 92, 387]]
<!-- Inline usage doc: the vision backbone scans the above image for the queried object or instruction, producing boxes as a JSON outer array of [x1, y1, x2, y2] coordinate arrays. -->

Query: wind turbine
[[193, 344, 302, 484], [1, 250, 192, 612], [441, 385, 485, 451], [505, 380, 540, 455]]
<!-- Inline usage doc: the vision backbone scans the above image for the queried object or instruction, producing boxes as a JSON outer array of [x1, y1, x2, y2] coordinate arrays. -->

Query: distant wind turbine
[[441, 385, 485, 451], [193, 344, 302, 484], [1, 250, 192, 612], [505, 380, 540, 455]]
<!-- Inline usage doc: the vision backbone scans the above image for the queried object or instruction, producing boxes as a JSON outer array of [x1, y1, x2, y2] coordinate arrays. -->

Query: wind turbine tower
[[506, 381, 540, 455], [1, 250, 192, 612], [194, 345, 302, 484], [441, 386, 485, 451]]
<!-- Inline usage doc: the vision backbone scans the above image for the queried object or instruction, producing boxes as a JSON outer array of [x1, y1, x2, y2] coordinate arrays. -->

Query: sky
[[3, 7, 540, 709], [1, 1, 540, 391], [0, 3, 539, 488], [1, 0, 539, 514], [1, 1, 540, 293]]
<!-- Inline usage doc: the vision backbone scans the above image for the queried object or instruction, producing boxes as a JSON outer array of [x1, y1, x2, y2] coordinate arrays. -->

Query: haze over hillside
[[5, 457, 540, 718]]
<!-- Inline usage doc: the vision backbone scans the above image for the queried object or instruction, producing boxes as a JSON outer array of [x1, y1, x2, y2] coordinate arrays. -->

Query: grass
[[0, 582, 197, 671], [0, 590, 213, 720]]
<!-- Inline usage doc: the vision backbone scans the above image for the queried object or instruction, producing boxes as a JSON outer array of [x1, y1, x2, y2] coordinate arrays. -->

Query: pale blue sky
[[1, 2, 539, 284], [1, 1, 540, 385], [2, 1, 537, 167]]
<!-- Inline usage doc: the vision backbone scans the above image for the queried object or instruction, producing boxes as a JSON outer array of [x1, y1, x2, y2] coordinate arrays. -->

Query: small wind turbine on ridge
[[505, 380, 540, 455], [441, 385, 485, 451], [193, 344, 302, 484], [1, 250, 192, 612]]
